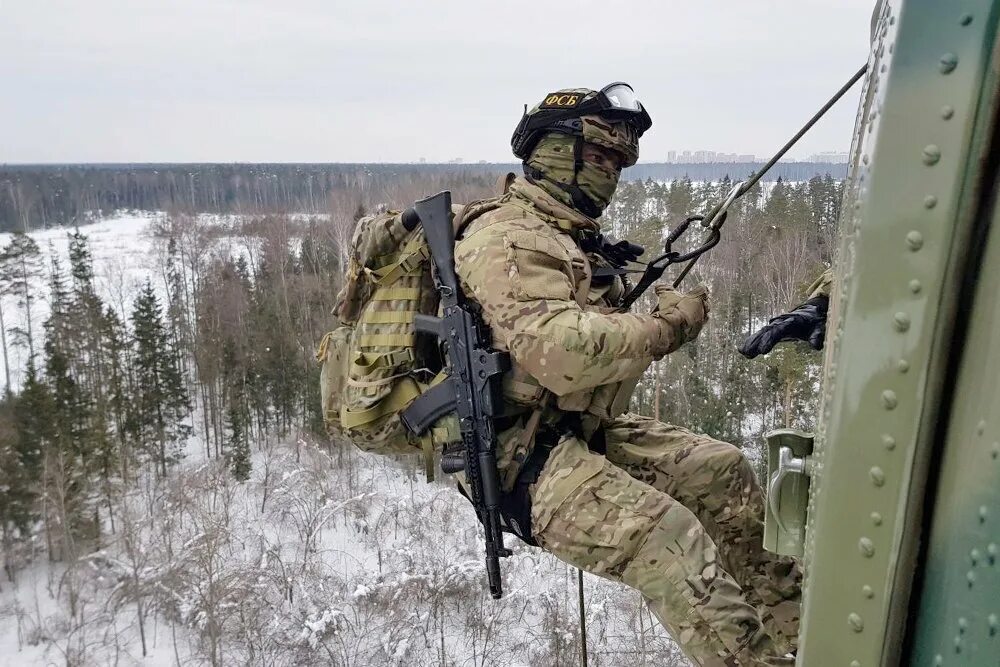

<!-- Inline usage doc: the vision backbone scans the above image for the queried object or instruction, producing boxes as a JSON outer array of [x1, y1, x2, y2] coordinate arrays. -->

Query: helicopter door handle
[[769, 446, 809, 534]]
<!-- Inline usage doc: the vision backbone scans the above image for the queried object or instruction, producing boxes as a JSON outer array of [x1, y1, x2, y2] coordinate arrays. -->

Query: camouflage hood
[[507, 176, 602, 236]]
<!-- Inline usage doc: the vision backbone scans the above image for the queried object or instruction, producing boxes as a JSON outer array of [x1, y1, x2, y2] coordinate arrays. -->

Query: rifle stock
[[413, 192, 459, 298]]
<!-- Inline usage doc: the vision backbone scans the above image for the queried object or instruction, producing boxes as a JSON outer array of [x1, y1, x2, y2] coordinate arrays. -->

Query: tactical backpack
[[317, 207, 457, 478]]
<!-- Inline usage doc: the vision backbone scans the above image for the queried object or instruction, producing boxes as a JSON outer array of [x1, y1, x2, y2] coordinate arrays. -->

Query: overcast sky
[[1, 0, 876, 164]]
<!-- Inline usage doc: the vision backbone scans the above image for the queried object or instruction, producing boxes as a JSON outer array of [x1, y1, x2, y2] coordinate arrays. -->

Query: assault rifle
[[399, 191, 513, 599]]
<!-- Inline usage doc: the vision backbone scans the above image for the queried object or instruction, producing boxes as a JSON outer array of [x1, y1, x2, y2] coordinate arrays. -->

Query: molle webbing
[[331, 210, 444, 480]]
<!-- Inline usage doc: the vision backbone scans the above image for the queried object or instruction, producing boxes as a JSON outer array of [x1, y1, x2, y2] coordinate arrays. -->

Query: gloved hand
[[651, 284, 710, 356], [739, 295, 828, 359]]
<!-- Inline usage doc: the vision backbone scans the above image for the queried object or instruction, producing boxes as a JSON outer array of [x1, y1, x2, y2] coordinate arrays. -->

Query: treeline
[[0, 162, 847, 232], [0, 165, 503, 232]]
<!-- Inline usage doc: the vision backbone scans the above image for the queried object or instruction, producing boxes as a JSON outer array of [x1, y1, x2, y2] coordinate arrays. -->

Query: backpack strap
[[365, 236, 429, 286]]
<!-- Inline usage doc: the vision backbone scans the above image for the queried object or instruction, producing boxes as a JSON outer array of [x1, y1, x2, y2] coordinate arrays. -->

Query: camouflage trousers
[[528, 413, 801, 666]]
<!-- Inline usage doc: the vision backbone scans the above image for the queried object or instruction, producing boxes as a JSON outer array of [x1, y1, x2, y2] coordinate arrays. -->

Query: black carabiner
[[618, 214, 721, 311]]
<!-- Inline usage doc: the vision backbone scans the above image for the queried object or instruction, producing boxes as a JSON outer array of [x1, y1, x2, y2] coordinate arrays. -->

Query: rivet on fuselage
[[898, 358, 910, 373], [893, 312, 911, 332], [870, 467, 886, 487], [871, 512, 883, 526], [977, 420, 986, 436], [848, 612, 865, 632], [859, 537, 876, 557], [850, 661, 861, 667], [971, 549, 981, 565], [988, 614, 998, 636], [862, 585, 874, 599], [967, 571, 976, 588], [908, 280, 922, 294], [923, 144, 942, 165], [940, 53, 959, 74], [882, 435, 896, 450], [906, 231, 924, 251], [959, 617, 968, 633], [980, 506, 989, 523], [924, 195, 938, 209], [960, 13, 974, 26], [881, 390, 898, 410], [992, 442, 999, 459], [942, 105, 955, 120], [988, 543, 997, 564]]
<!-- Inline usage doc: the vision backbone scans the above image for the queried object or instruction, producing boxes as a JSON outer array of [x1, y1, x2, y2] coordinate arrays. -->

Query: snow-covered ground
[[0, 433, 683, 666]]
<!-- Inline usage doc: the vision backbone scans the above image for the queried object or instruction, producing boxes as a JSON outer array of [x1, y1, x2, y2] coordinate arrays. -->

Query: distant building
[[666, 151, 762, 164], [664, 149, 761, 163], [808, 151, 850, 163]]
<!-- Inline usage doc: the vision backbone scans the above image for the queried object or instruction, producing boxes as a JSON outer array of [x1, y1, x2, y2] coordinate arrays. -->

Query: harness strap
[[499, 409, 606, 546]]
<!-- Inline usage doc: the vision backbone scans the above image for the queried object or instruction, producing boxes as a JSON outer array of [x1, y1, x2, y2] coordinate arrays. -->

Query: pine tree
[[227, 380, 251, 482], [100, 307, 135, 482], [43, 329, 94, 558], [0, 376, 47, 546], [165, 237, 191, 377], [0, 233, 44, 386], [131, 281, 191, 477]]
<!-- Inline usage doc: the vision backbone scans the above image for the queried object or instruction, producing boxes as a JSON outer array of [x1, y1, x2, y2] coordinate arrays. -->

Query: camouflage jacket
[[454, 177, 669, 486], [807, 268, 834, 299]]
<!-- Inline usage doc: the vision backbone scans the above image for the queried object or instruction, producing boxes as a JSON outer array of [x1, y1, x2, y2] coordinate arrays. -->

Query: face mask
[[526, 135, 578, 207], [527, 134, 621, 216], [576, 160, 621, 213]]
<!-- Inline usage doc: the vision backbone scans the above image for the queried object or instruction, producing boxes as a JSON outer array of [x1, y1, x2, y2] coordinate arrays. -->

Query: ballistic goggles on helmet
[[511, 82, 652, 161]]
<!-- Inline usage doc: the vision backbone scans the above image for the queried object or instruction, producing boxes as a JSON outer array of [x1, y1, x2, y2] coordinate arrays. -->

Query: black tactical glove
[[739, 295, 828, 359]]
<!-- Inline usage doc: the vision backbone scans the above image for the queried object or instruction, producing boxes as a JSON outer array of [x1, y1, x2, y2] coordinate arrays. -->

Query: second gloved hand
[[650, 284, 710, 356], [739, 295, 828, 359]]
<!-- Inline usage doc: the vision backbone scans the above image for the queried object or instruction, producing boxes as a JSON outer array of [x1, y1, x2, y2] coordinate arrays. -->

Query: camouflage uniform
[[807, 268, 834, 299], [455, 172, 801, 665]]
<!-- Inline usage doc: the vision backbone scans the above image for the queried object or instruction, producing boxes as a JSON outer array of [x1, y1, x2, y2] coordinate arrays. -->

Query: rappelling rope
[[669, 63, 869, 288]]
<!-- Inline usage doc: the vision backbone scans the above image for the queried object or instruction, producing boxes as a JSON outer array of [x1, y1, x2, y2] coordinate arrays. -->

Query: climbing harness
[[618, 64, 869, 311]]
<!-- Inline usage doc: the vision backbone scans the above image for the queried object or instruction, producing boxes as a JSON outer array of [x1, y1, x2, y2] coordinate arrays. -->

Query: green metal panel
[[910, 156, 1000, 665], [799, 1, 1000, 665]]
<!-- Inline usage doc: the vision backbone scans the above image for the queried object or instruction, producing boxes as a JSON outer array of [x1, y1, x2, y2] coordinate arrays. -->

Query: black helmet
[[511, 82, 652, 165]]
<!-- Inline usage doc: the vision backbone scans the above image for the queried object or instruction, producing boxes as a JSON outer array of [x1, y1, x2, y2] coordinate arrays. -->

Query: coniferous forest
[[0, 163, 847, 233], [0, 167, 840, 666]]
